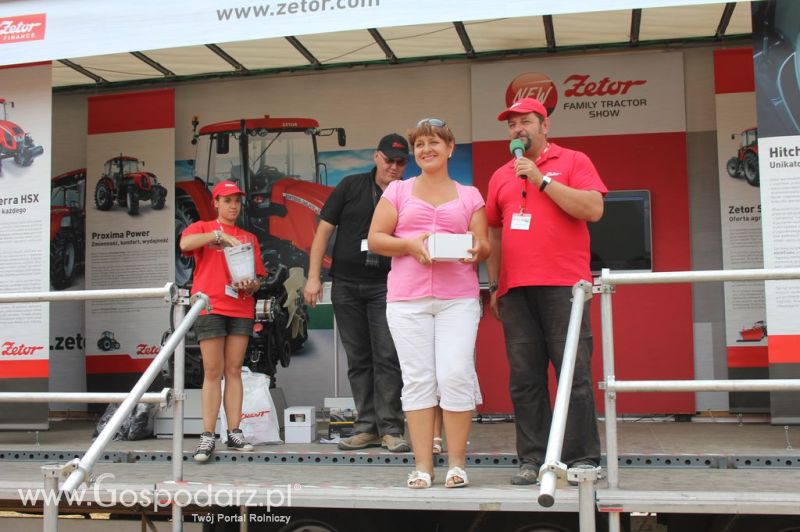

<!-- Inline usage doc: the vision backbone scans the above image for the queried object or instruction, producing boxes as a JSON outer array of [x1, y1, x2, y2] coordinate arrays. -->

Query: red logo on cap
[[506, 72, 558, 116], [0, 14, 46, 44], [392, 142, 404, 149]]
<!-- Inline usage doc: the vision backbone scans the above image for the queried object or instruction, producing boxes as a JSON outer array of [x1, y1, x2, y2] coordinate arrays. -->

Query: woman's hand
[[234, 278, 261, 295], [406, 233, 431, 265], [460, 232, 480, 264], [219, 232, 242, 247]]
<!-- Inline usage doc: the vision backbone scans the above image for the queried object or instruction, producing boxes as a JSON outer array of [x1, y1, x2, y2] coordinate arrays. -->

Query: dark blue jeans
[[331, 279, 405, 436], [499, 286, 601, 466]]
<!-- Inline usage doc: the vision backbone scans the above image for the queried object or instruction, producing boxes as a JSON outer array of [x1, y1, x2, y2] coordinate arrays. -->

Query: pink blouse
[[380, 177, 485, 302]]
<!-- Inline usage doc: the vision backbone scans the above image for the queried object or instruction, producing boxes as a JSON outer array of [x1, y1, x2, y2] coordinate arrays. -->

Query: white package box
[[284, 406, 316, 443], [223, 243, 255, 283], [427, 233, 473, 261]]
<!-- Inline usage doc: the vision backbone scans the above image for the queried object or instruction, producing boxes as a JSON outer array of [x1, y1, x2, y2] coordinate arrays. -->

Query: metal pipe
[[42, 465, 60, 532], [538, 281, 592, 507], [61, 294, 208, 493], [600, 267, 800, 285], [333, 316, 340, 398], [578, 476, 596, 532], [607, 378, 800, 393], [0, 283, 174, 304], [172, 303, 186, 532], [600, 286, 619, 490], [0, 390, 170, 404]]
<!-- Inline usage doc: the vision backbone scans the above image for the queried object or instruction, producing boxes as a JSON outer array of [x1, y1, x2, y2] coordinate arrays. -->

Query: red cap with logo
[[212, 180, 245, 199], [497, 97, 549, 121]]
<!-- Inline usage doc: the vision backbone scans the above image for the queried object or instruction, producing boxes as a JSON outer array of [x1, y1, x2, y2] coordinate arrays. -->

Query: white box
[[427, 233, 473, 261], [284, 406, 316, 443]]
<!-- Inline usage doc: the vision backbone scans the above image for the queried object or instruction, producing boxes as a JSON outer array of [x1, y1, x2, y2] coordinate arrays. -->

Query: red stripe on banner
[[713, 48, 754, 94], [0, 61, 50, 70], [768, 335, 800, 364], [88, 89, 175, 134], [86, 355, 154, 374], [727, 346, 768, 368], [0, 359, 49, 378]]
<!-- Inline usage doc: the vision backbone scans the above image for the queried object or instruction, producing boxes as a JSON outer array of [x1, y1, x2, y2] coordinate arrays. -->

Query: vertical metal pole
[[172, 303, 186, 532], [333, 316, 340, 398], [240, 506, 249, 532], [42, 465, 59, 532], [578, 476, 597, 532], [600, 280, 621, 532]]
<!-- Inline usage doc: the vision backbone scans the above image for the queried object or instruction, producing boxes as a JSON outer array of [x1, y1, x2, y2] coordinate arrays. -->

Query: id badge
[[360, 239, 369, 252], [224, 284, 239, 298], [510, 213, 532, 231]]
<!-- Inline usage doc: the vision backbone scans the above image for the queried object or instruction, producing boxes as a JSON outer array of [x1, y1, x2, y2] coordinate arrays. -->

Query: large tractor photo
[[50, 169, 86, 290], [94, 155, 168, 215], [0, 98, 44, 176], [166, 115, 346, 387], [726, 127, 760, 187]]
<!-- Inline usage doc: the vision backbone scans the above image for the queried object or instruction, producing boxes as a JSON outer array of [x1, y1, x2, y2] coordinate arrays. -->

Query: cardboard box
[[284, 406, 316, 443], [427, 233, 473, 261]]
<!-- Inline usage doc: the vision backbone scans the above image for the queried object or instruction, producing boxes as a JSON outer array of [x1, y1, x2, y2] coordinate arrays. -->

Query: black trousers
[[499, 286, 601, 466]]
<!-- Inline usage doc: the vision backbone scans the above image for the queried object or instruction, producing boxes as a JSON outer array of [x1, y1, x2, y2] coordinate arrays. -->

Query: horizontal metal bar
[[605, 378, 800, 393], [599, 267, 800, 286], [0, 283, 174, 304], [0, 389, 171, 404]]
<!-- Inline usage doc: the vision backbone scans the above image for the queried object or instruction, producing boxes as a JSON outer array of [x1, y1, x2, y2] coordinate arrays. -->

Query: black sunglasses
[[416, 118, 447, 128], [381, 154, 408, 166]]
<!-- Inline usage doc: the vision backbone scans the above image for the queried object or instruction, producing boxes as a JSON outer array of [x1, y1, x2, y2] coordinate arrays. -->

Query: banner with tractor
[[0, 62, 51, 429], [713, 47, 768, 413], [84, 89, 175, 399]]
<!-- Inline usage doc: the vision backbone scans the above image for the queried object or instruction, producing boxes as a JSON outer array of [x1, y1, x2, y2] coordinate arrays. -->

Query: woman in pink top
[[369, 118, 490, 489]]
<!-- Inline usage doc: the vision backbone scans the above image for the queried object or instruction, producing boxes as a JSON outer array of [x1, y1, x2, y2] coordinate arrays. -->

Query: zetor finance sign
[[0, 14, 46, 44], [507, 72, 648, 118]]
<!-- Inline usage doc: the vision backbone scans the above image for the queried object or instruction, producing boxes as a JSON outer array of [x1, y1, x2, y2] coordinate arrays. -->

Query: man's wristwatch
[[488, 281, 498, 294], [539, 175, 552, 192]]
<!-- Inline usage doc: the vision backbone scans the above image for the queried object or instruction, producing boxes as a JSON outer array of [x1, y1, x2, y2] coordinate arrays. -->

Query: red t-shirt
[[181, 220, 267, 318], [486, 143, 607, 297]]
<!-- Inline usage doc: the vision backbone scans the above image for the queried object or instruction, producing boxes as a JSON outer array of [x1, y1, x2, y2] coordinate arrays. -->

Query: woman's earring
[[448, 152, 453, 159]]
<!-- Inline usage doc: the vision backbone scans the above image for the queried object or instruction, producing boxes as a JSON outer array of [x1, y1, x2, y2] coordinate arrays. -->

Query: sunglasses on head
[[416, 118, 447, 128], [381, 154, 408, 166]]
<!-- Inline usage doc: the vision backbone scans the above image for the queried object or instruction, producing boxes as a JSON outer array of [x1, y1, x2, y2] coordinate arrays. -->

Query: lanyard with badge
[[510, 143, 549, 231]]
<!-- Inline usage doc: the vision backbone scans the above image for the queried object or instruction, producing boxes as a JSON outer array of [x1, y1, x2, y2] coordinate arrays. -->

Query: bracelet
[[213, 230, 222, 244]]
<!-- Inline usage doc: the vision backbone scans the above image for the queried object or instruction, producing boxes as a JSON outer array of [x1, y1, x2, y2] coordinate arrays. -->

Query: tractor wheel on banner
[[152, 185, 167, 210], [175, 194, 200, 287], [726, 157, 741, 178], [98, 337, 113, 351], [744, 151, 760, 187], [94, 178, 114, 210], [126, 188, 139, 215], [50, 233, 77, 290]]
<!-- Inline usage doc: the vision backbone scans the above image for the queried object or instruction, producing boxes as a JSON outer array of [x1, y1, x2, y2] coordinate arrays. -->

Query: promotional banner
[[471, 52, 694, 414], [0, 0, 745, 67], [0, 62, 51, 428], [713, 47, 768, 412], [752, 0, 800, 423], [85, 89, 174, 400]]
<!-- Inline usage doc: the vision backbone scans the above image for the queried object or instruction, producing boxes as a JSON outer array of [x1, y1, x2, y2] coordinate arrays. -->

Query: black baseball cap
[[377, 133, 409, 160]]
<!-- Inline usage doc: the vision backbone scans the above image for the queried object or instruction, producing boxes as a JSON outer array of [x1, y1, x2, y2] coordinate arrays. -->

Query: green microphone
[[509, 138, 527, 179]]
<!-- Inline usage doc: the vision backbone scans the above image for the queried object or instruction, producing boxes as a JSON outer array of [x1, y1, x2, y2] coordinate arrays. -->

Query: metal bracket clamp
[[190, 292, 213, 312], [574, 280, 593, 302], [43, 458, 79, 480], [164, 282, 179, 304], [567, 464, 604, 484], [541, 460, 569, 488], [593, 282, 616, 295]]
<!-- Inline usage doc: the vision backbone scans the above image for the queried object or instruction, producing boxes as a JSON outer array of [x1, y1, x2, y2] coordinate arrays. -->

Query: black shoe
[[193, 432, 216, 463], [510, 462, 541, 485], [226, 428, 254, 451]]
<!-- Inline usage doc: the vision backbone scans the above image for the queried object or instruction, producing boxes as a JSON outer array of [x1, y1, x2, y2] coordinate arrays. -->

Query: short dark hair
[[407, 121, 455, 147]]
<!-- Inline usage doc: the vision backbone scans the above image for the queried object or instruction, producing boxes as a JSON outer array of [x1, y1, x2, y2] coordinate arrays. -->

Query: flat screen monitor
[[589, 190, 652, 274]]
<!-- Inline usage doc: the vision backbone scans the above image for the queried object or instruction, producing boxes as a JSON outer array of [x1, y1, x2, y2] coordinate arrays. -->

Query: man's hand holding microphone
[[510, 138, 547, 190]]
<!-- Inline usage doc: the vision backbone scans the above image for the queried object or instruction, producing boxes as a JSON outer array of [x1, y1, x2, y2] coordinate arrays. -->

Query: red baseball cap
[[212, 180, 245, 199], [497, 97, 549, 121]]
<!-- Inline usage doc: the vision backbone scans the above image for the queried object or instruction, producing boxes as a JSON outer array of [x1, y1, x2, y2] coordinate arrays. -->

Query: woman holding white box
[[368, 119, 490, 489]]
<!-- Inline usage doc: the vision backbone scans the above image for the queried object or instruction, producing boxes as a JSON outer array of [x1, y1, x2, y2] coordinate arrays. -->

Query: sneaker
[[337, 432, 381, 450], [382, 434, 411, 453], [510, 462, 541, 485], [193, 432, 216, 463], [226, 428, 254, 451]]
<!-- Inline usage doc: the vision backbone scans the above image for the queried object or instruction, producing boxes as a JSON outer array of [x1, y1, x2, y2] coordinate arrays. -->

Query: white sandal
[[407, 470, 433, 489], [445, 466, 468, 488], [433, 437, 444, 454]]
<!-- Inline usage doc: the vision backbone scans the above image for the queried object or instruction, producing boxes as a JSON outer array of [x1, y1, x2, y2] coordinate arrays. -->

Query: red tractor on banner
[[168, 115, 346, 387], [94, 155, 168, 215], [50, 169, 86, 290], [0, 98, 44, 176], [726, 127, 760, 187]]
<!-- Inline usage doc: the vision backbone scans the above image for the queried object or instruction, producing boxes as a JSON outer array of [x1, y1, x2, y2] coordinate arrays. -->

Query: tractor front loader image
[[50, 169, 86, 290], [94, 155, 168, 215], [0, 98, 44, 176]]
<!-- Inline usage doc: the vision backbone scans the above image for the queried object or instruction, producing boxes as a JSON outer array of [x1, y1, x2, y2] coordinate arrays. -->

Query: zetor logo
[[136, 344, 161, 356], [2, 341, 45, 356], [242, 410, 270, 419], [506, 72, 558, 116], [0, 14, 47, 43], [563, 74, 647, 97]]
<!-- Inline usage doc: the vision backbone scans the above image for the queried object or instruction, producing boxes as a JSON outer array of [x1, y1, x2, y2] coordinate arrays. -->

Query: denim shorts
[[194, 314, 253, 341]]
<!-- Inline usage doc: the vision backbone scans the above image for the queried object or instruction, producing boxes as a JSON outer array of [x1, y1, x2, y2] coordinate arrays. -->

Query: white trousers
[[386, 297, 482, 412]]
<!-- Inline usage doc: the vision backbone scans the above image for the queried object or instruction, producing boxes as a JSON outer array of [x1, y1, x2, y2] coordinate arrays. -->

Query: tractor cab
[[0, 98, 12, 121], [738, 127, 758, 149], [106, 156, 141, 179], [51, 169, 86, 212]]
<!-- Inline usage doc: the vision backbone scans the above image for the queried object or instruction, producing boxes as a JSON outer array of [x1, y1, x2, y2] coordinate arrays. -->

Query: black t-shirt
[[320, 169, 391, 283]]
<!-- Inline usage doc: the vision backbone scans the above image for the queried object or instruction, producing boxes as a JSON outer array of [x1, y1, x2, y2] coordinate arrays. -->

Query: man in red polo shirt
[[486, 97, 607, 485]]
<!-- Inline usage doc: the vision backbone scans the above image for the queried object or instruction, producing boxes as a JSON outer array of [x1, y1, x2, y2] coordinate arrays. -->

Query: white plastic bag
[[220, 367, 282, 445]]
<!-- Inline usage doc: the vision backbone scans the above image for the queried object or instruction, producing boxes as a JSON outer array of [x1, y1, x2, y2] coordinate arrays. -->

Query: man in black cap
[[304, 133, 410, 452]]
